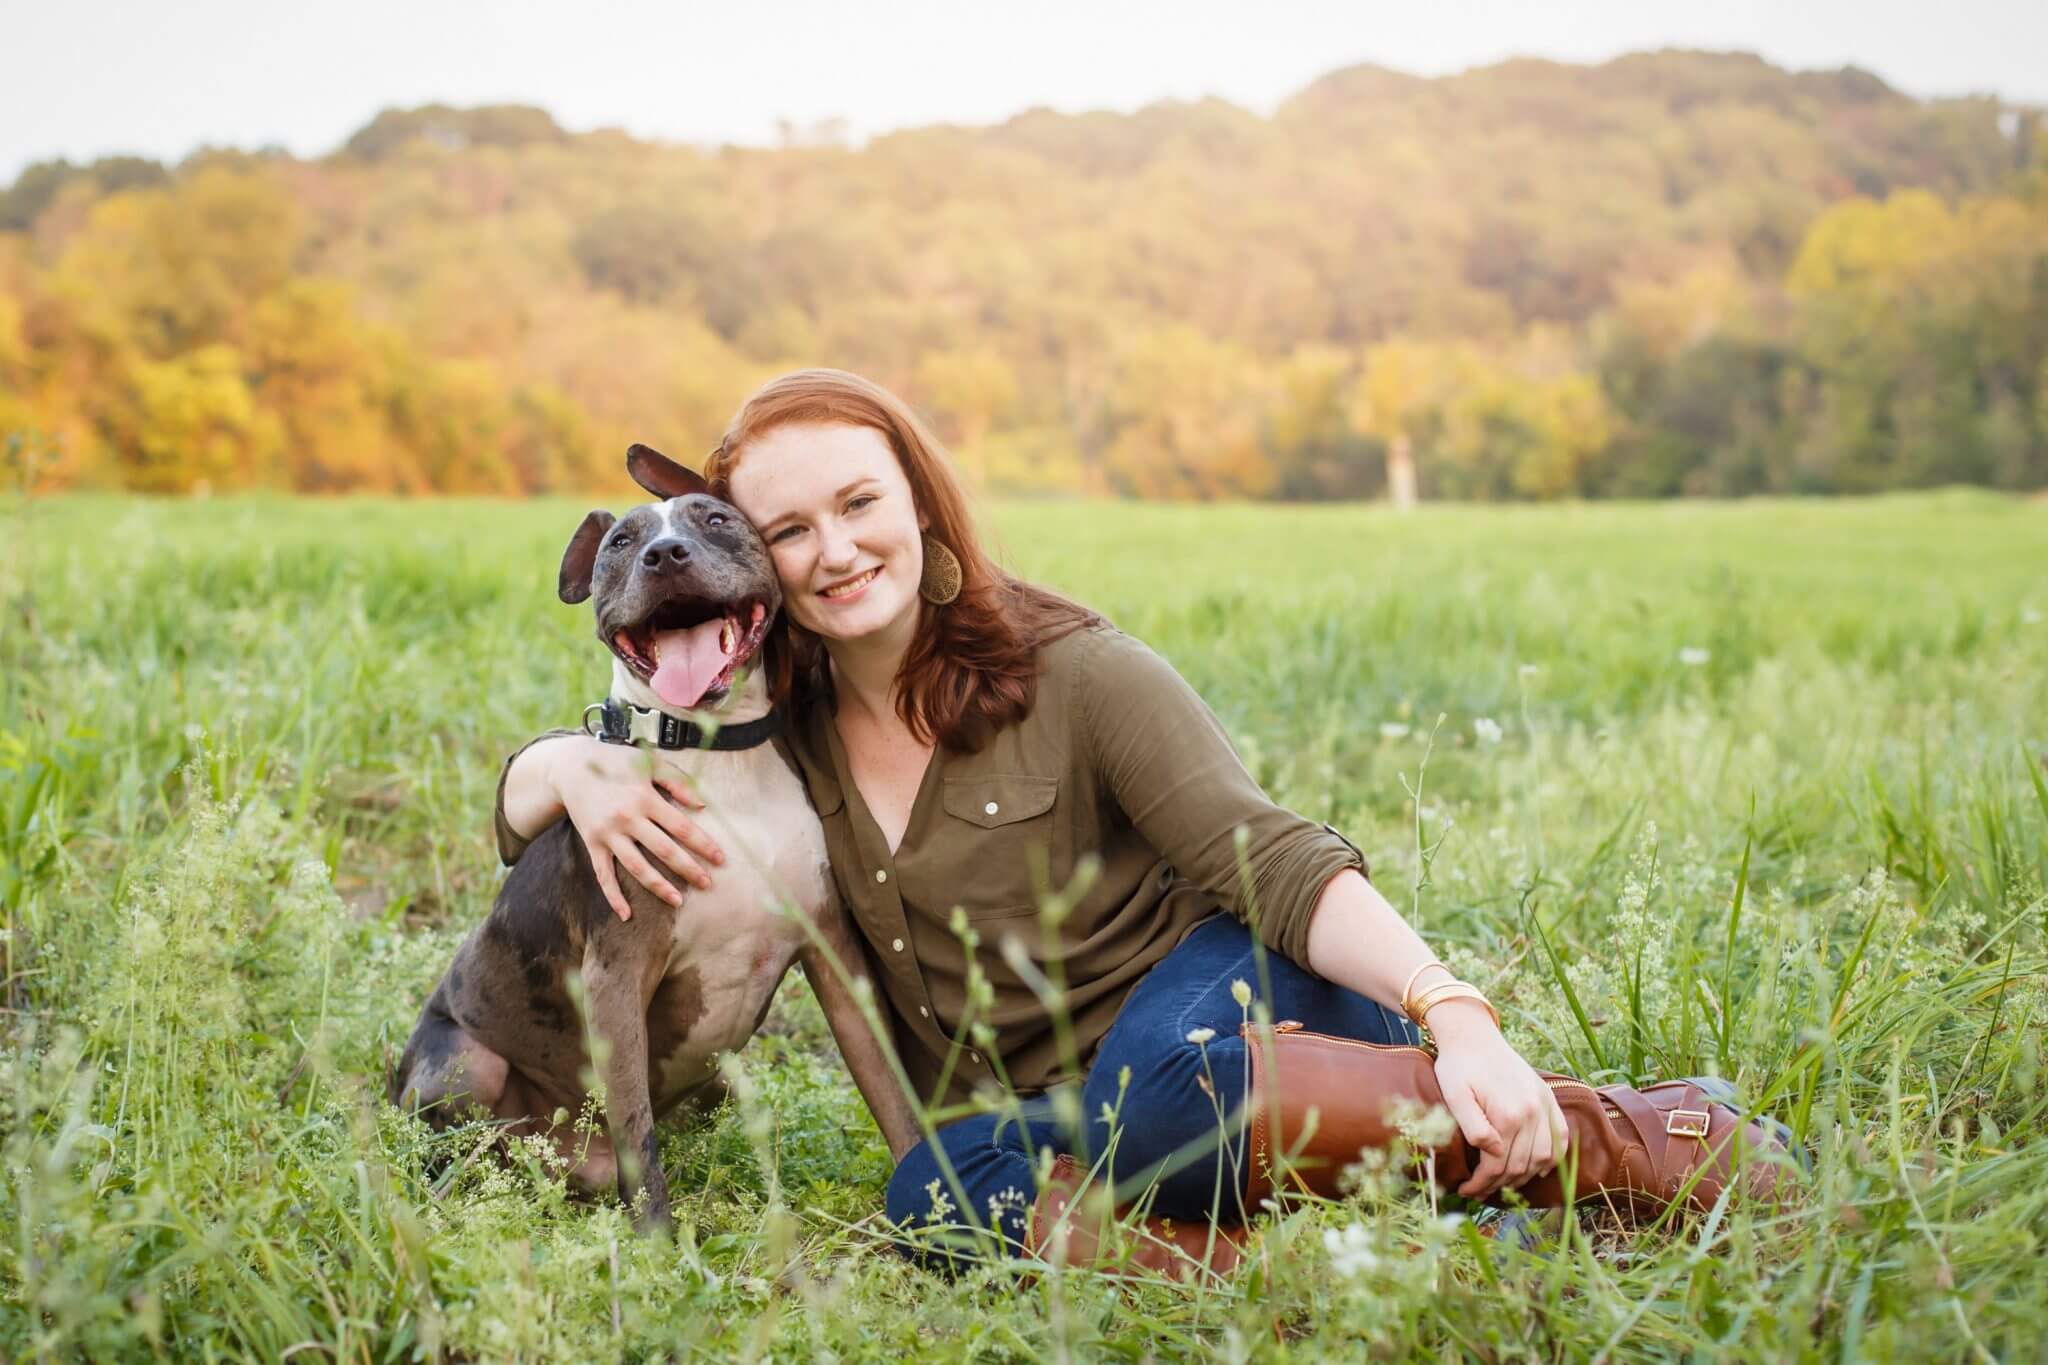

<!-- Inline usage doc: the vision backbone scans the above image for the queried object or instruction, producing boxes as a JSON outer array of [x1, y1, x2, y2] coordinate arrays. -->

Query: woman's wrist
[[536, 733, 585, 800], [1424, 996, 1503, 1046], [503, 733, 588, 841]]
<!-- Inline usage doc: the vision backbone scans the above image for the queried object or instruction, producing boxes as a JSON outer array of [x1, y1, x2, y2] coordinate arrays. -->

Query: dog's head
[[559, 444, 780, 712]]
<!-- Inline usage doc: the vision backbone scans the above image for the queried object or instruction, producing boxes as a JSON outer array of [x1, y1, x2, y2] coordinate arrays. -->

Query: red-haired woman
[[496, 369, 1795, 1273]]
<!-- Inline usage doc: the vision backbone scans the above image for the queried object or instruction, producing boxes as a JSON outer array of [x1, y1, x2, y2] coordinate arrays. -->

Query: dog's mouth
[[611, 597, 771, 709]]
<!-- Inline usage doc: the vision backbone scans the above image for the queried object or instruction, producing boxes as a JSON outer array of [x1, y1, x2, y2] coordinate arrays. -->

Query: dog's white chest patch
[[638, 743, 832, 1102]]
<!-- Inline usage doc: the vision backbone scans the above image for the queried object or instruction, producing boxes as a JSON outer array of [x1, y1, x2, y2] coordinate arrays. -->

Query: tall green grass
[[3, 490, 2045, 1360]]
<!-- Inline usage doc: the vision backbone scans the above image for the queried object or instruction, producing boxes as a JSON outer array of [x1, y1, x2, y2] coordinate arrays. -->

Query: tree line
[[2, 51, 2044, 499]]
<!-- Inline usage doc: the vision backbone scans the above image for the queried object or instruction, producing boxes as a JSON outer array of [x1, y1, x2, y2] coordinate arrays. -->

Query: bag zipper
[[1264, 1020, 1605, 1095], [1259, 1019, 1436, 1058]]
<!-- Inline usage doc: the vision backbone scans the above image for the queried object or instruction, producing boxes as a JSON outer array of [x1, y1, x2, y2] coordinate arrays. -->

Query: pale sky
[[5, 0, 2042, 182]]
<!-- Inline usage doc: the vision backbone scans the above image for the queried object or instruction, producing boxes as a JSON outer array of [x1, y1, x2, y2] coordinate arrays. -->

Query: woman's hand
[[544, 736, 724, 920], [1425, 1000, 1570, 1198]]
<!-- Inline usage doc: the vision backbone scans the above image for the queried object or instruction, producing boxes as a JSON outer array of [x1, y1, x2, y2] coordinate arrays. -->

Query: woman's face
[[726, 422, 926, 648]]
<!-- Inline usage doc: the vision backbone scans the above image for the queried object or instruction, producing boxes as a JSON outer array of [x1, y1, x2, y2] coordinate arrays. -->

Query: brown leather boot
[[1240, 1021, 1801, 1218], [1024, 1154, 1248, 1280]]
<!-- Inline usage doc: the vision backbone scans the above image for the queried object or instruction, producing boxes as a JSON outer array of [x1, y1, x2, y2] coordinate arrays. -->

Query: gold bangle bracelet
[[1399, 960, 1448, 1021], [1410, 981, 1501, 1031], [1401, 969, 1469, 1027]]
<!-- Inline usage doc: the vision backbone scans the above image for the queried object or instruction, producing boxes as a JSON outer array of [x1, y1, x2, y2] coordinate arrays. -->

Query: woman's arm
[[1304, 868, 1567, 1197], [1079, 629, 1563, 1195], [497, 732, 725, 920], [1079, 629, 1360, 965]]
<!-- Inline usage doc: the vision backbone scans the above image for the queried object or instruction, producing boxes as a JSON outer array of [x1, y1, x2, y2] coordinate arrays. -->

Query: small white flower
[[923, 1177, 957, 1224], [1388, 1097, 1460, 1149], [1185, 1027, 1217, 1046], [1230, 979, 1253, 1008], [1473, 717, 1503, 745], [1678, 646, 1710, 667], [2023, 606, 2043, 626], [1518, 663, 1540, 679], [1323, 1221, 1380, 1279], [1379, 722, 1411, 740]]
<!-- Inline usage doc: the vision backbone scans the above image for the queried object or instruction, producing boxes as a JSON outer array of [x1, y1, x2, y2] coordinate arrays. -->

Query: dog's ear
[[559, 510, 616, 605], [627, 443, 710, 500]]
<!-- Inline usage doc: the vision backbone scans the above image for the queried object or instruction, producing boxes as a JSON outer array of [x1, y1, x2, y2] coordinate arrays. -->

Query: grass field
[[3, 489, 2045, 1361]]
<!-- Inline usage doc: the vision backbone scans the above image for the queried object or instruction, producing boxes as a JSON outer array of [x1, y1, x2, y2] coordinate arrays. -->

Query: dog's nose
[[641, 539, 691, 569]]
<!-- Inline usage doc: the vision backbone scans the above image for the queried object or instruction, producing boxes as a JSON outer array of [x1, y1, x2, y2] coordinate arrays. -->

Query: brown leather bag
[[1241, 1021, 1801, 1217]]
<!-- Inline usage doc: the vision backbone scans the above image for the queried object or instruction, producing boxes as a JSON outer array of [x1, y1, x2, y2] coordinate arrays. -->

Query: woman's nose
[[814, 520, 856, 568]]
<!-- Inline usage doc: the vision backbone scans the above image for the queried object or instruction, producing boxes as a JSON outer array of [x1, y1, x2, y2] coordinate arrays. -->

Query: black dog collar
[[584, 698, 782, 752]]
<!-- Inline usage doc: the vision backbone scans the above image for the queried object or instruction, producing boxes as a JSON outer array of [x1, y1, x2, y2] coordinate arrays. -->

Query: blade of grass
[[1718, 822, 1754, 1072], [1526, 894, 1607, 1076]]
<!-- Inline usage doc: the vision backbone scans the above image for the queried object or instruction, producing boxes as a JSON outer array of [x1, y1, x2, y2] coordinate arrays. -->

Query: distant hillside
[[2, 51, 2043, 498]]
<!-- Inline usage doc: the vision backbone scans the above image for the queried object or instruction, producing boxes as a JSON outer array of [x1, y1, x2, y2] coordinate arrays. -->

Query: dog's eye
[[706, 512, 726, 528], [608, 533, 630, 550]]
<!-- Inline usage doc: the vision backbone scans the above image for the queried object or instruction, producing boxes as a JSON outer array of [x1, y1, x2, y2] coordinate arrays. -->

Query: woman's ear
[[627, 444, 710, 500]]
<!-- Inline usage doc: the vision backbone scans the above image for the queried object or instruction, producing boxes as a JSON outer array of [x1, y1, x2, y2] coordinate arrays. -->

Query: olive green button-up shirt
[[496, 623, 1367, 1110], [778, 626, 1359, 1113]]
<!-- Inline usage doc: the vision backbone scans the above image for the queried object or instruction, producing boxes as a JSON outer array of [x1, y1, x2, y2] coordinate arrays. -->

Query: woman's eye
[[771, 525, 802, 543], [847, 494, 876, 512]]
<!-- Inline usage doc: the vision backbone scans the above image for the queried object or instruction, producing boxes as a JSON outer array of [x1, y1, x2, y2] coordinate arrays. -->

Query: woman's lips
[[819, 566, 880, 602]]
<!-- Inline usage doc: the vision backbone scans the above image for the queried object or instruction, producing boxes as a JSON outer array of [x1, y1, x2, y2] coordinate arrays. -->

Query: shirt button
[[892, 938, 905, 952], [984, 800, 999, 816], [875, 869, 887, 884], [919, 1005, 930, 1018]]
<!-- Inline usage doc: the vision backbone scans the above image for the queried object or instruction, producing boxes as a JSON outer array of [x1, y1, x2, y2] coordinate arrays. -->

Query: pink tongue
[[650, 619, 732, 708]]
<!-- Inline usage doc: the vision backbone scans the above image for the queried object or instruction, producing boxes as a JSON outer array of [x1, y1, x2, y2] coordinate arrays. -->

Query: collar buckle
[[590, 698, 781, 753]]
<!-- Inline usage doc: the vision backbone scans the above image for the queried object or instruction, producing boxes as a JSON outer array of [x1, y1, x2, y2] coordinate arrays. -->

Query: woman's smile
[[820, 566, 881, 602]]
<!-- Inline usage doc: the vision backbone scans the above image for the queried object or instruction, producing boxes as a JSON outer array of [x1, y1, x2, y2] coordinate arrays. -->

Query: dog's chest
[[655, 745, 830, 933], [643, 747, 831, 1095]]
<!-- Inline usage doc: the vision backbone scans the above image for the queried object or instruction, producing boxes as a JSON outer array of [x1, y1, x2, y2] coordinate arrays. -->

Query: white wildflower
[[1323, 1221, 1380, 1279], [1185, 1027, 1217, 1046], [988, 1186, 1030, 1233], [1678, 646, 1710, 666], [2023, 606, 2043, 626], [1230, 979, 1253, 1008], [1379, 722, 1411, 740], [923, 1178, 957, 1224], [1387, 1096, 1460, 1150], [1473, 717, 1503, 745]]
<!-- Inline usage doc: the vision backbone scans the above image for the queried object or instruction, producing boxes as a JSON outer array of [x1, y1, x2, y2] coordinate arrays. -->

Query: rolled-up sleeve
[[1077, 628, 1366, 970], [492, 728, 582, 866]]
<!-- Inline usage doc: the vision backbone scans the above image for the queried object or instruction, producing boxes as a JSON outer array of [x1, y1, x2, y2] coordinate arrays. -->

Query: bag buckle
[[1665, 1107, 1712, 1139]]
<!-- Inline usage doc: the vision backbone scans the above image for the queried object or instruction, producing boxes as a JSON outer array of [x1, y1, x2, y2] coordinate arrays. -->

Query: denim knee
[[884, 1108, 1058, 1268]]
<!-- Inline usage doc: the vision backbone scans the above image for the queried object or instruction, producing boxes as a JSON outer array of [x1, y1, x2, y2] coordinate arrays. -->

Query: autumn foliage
[[2, 53, 2045, 498]]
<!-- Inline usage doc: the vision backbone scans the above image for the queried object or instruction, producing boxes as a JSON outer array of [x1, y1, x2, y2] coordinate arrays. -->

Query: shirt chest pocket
[[938, 775, 1061, 917]]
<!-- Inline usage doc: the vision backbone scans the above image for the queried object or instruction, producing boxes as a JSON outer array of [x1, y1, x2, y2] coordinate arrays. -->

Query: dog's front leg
[[801, 901, 922, 1162], [580, 953, 671, 1232]]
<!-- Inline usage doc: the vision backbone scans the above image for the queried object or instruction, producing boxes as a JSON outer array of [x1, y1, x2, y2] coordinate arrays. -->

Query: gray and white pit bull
[[390, 443, 917, 1230]]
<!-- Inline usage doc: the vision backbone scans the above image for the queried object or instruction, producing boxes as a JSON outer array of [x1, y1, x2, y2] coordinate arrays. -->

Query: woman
[[497, 369, 1792, 1274]]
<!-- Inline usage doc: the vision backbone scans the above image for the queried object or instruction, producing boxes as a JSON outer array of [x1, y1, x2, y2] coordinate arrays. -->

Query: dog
[[391, 443, 916, 1229]]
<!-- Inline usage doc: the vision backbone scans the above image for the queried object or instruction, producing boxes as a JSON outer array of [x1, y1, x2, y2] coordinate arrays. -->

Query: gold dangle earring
[[919, 533, 962, 605]]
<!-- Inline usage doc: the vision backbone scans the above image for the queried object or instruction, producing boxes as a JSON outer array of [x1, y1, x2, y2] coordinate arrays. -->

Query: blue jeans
[[883, 915, 1420, 1264]]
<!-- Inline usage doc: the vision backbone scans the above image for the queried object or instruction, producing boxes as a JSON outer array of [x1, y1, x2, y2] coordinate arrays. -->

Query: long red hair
[[703, 369, 1098, 750]]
